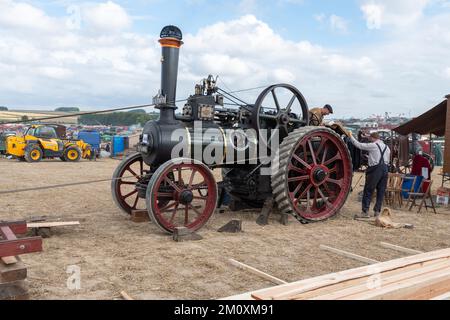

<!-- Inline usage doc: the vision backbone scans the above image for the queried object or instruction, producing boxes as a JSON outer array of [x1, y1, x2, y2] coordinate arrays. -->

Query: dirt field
[[1, 157, 449, 300]]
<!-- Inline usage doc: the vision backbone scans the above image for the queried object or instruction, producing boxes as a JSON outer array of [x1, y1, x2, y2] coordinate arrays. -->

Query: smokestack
[[156, 25, 183, 124]]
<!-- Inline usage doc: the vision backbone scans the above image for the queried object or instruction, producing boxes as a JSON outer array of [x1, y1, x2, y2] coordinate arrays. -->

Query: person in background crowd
[[309, 104, 333, 126], [348, 131, 391, 219], [411, 150, 432, 180]]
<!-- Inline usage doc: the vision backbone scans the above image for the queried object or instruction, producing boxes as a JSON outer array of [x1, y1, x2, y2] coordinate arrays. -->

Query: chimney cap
[[160, 25, 183, 41]]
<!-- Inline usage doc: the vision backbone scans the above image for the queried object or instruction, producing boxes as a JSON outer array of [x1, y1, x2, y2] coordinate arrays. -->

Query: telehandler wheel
[[64, 146, 82, 162], [24, 144, 43, 163]]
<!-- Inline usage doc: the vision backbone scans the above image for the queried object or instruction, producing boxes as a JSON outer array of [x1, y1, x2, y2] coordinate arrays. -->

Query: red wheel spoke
[[119, 181, 136, 185], [290, 181, 304, 199], [323, 183, 333, 197], [177, 167, 185, 187], [316, 138, 328, 159], [321, 146, 329, 164], [164, 176, 182, 192], [190, 182, 207, 190], [160, 202, 177, 212], [292, 154, 312, 170], [139, 159, 144, 176], [127, 167, 139, 178], [296, 184, 312, 204], [188, 169, 197, 188], [193, 196, 207, 201], [288, 175, 309, 183], [313, 188, 319, 208], [189, 204, 203, 216], [308, 140, 317, 165], [169, 203, 180, 223], [157, 192, 174, 198], [131, 195, 139, 209], [288, 164, 307, 175], [323, 153, 342, 166], [328, 165, 338, 174], [184, 205, 189, 225], [327, 178, 343, 188], [318, 188, 332, 208], [123, 189, 137, 199]]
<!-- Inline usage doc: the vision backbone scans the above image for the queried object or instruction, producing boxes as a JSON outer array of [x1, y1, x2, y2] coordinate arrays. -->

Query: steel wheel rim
[[112, 153, 146, 215], [68, 150, 78, 160], [287, 130, 352, 221], [150, 162, 217, 233]]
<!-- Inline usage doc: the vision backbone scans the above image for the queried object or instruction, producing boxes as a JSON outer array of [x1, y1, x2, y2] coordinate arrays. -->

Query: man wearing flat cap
[[309, 104, 334, 126], [348, 131, 391, 219]]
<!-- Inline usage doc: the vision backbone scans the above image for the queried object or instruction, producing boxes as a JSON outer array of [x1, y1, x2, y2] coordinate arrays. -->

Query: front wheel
[[24, 144, 43, 163], [146, 158, 218, 234], [64, 146, 81, 162]]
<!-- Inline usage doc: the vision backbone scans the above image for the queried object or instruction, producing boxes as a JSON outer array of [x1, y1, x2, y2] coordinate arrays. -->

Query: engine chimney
[[156, 25, 183, 124]]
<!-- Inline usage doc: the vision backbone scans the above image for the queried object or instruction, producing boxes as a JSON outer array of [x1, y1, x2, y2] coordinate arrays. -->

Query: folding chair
[[385, 173, 403, 208], [405, 179, 437, 214], [401, 175, 417, 207]]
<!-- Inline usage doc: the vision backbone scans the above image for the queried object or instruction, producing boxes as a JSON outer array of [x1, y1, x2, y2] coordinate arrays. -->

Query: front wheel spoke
[[328, 165, 338, 174], [296, 184, 312, 202], [127, 167, 139, 178], [160, 202, 177, 212], [123, 189, 137, 199], [132, 195, 139, 209], [120, 181, 136, 185], [164, 176, 182, 192], [188, 169, 197, 188], [157, 192, 174, 198], [290, 181, 304, 199], [190, 182, 207, 191], [169, 203, 180, 223], [189, 204, 203, 216], [184, 205, 189, 225]]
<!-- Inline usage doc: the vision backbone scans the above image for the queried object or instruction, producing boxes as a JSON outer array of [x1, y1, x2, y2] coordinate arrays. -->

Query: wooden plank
[[229, 259, 287, 285], [120, 291, 134, 300], [0, 221, 27, 235], [1, 256, 18, 265], [286, 258, 450, 300], [27, 221, 80, 228], [251, 248, 450, 300], [0, 258, 27, 284], [310, 259, 450, 300], [0, 237, 42, 258], [320, 245, 379, 264], [379, 242, 423, 255], [130, 210, 150, 223], [345, 266, 450, 300], [431, 291, 450, 300]]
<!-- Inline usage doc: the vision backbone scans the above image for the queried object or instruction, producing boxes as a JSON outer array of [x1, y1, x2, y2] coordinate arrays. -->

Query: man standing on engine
[[309, 104, 334, 126], [348, 132, 391, 218]]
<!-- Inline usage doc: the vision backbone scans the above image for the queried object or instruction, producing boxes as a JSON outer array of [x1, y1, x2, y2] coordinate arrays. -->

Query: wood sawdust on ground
[[0, 157, 449, 300]]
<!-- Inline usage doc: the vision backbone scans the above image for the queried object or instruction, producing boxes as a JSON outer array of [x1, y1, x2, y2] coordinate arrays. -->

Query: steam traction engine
[[111, 26, 353, 234]]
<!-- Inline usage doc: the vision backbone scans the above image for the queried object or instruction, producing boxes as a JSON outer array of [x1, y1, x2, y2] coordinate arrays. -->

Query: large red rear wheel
[[272, 127, 352, 223], [146, 158, 218, 234]]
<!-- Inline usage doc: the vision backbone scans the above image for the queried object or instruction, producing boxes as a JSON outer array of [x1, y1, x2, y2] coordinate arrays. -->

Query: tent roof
[[394, 100, 448, 136]]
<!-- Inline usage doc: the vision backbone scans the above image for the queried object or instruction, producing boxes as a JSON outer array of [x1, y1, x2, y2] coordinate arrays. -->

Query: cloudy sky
[[0, 0, 449, 118]]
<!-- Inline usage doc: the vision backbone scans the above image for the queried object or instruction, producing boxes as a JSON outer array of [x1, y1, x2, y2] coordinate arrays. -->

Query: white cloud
[[329, 14, 348, 33], [82, 1, 132, 32], [360, 0, 432, 30], [444, 67, 450, 79]]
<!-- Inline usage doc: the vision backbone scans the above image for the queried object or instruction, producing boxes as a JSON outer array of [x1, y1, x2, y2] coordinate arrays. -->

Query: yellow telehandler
[[6, 124, 94, 163]]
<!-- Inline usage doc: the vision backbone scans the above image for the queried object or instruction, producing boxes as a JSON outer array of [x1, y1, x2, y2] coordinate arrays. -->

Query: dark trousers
[[362, 164, 389, 213]]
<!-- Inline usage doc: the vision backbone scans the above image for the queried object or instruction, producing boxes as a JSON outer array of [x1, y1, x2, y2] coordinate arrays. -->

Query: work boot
[[354, 211, 370, 219], [374, 211, 381, 218]]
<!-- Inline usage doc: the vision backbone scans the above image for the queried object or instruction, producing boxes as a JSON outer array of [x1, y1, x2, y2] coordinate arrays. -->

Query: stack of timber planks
[[224, 248, 450, 300], [0, 257, 29, 300]]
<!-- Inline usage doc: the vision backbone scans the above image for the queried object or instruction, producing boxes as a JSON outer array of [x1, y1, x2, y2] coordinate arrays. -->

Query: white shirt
[[350, 137, 391, 167]]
